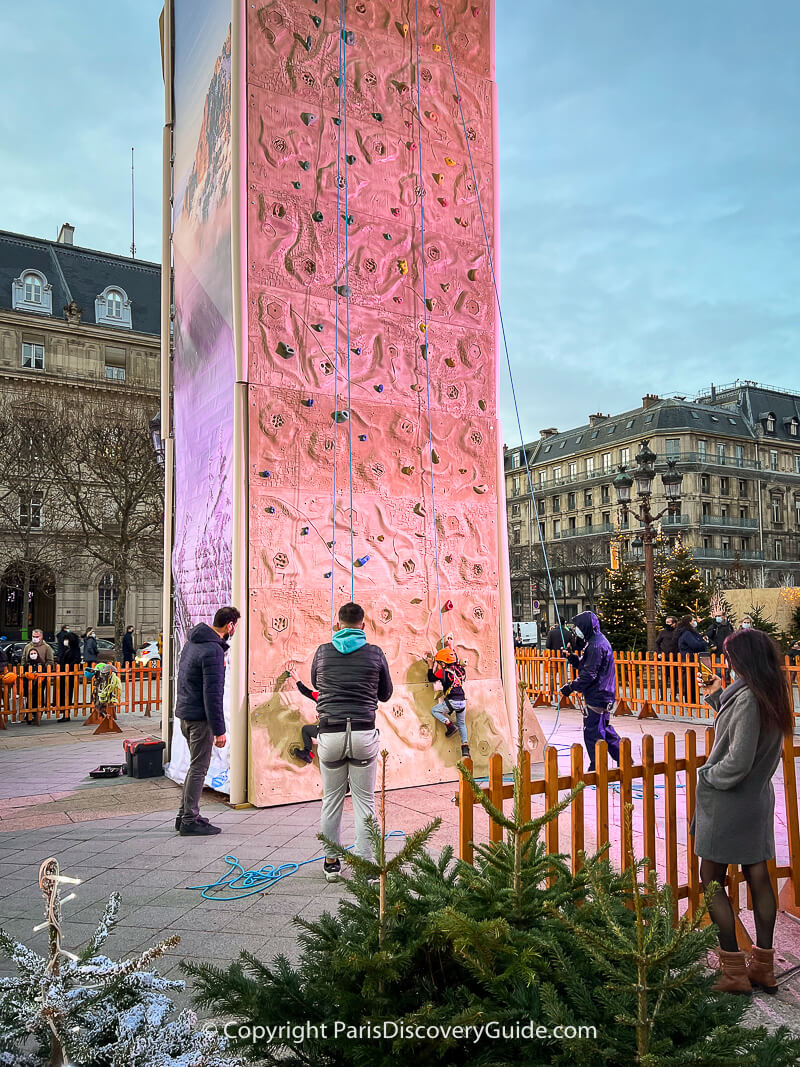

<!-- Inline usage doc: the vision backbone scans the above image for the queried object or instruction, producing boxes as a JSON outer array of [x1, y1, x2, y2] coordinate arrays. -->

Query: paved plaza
[[0, 705, 798, 1034]]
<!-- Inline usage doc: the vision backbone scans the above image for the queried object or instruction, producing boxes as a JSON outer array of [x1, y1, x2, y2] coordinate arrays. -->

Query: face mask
[[741, 622, 751, 629], [715, 617, 723, 624], [63, 640, 69, 647], [665, 624, 674, 631], [30, 651, 38, 661], [573, 626, 584, 641], [690, 621, 697, 629], [33, 636, 41, 644], [730, 670, 737, 681]]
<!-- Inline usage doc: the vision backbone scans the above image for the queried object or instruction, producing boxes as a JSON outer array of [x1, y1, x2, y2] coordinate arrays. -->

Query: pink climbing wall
[[245, 0, 514, 805]]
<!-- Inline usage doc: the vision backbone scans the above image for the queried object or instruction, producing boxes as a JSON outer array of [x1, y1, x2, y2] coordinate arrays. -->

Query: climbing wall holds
[[355, 555, 370, 567], [334, 284, 351, 297], [431, 448, 440, 464], [390, 207, 401, 216], [332, 411, 350, 423], [478, 399, 487, 411], [383, 233, 392, 240], [467, 268, 478, 281], [346, 154, 356, 165], [397, 259, 409, 275], [372, 112, 384, 122], [301, 112, 317, 125], [433, 173, 444, 184], [420, 344, 427, 359], [311, 323, 324, 332], [259, 470, 271, 478], [401, 465, 415, 475], [442, 600, 454, 612], [358, 434, 367, 441], [342, 29, 355, 44], [299, 160, 311, 171], [310, 14, 322, 27], [472, 5, 480, 15], [342, 214, 354, 225], [311, 210, 324, 222], [301, 398, 314, 407], [303, 35, 313, 52], [393, 296, 403, 304], [291, 181, 301, 189], [444, 554, 452, 563], [407, 142, 417, 152], [445, 357, 456, 367], [413, 502, 425, 516], [425, 297, 435, 311], [455, 217, 468, 228], [411, 597, 422, 604], [411, 383, 423, 392], [377, 535, 385, 542], [426, 110, 439, 123], [418, 322, 426, 333], [266, 506, 276, 514], [433, 44, 442, 52], [331, 117, 340, 126], [301, 526, 309, 535], [374, 384, 384, 393], [445, 157, 456, 166], [440, 282, 451, 292], [473, 484, 488, 494], [438, 197, 449, 207], [276, 342, 295, 359], [324, 571, 332, 579], [396, 21, 409, 37], [351, 346, 362, 355]]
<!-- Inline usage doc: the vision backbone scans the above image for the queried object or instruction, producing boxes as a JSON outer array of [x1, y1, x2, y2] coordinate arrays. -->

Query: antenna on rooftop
[[130, 147, 136, 259]]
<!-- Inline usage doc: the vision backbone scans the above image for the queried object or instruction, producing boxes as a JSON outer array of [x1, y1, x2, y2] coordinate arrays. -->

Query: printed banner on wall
[[167, 0, 235, 793]]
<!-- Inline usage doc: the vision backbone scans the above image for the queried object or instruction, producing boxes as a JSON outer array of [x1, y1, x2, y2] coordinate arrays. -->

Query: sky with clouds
[[1, 0, 797, 442]]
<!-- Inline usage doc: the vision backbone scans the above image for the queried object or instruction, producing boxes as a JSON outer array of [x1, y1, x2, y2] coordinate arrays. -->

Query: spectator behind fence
[[691, 628, 793, 995], [56, 631, 82, 722], [122, 626, 135, 668]]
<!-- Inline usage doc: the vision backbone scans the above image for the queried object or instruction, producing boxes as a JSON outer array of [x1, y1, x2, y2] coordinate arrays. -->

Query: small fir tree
[[598, 561, 648, 651], [659, 538, 710, 623]]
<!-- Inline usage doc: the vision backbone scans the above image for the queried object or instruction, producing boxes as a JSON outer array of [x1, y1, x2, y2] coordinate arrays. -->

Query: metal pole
[[643, 513, 656, 652]]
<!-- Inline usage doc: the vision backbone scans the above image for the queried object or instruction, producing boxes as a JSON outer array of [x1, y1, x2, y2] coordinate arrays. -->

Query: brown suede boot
[[746, 946, 778, 994], [712, 949, 753, 994]]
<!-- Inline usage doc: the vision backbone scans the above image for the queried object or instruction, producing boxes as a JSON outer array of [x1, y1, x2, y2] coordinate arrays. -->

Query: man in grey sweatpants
[[310, 601, 393, 881]]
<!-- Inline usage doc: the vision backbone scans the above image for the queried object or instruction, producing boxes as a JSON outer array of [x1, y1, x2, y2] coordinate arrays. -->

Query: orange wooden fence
[[516, 648, 800, 725], [459, 730, 800, 936], [0, 664, 161, 734]]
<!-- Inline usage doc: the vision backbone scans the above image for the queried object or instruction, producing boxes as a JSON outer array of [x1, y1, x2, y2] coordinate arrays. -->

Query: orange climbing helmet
[[434, 648, 457, 664]]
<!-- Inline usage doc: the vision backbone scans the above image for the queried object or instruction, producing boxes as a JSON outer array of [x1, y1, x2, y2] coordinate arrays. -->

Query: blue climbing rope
[[331, 14, 344, 637], [413, 0, 444, 644], [187, 832, 406, 902], [437, 6, 566, 650], [341, 0, 355, 600]]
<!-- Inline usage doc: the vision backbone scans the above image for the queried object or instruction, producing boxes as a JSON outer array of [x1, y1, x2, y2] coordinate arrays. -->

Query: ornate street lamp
[[149, 412, 165, 469], [661, 460, 684, 515], [613, 466, 634, 506]]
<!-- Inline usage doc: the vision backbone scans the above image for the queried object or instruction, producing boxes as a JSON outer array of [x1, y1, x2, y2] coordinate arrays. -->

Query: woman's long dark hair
[[676, 615, 694, 632], [723, 629, 793, 736]]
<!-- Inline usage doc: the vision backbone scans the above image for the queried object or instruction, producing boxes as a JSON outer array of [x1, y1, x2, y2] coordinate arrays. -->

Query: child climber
[[288, 668, 319, 765], [425, 647, 470, 758]]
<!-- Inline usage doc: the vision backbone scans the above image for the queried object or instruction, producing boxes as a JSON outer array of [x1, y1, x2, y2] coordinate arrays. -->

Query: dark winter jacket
[[311, 628, 393, 730], [296, 679, 319, 702], [57, 632, 82, 667], [122, 631, 135, 658], [677, 626, 709, 657], [705, 620, 734, 653], [545, 627, 566, 651], [562, 611, 616, 708], [427, 662, 466, 703], [174, 623, 228, 736], [655, 626, 679, 656], [83, 635, 99, 663]]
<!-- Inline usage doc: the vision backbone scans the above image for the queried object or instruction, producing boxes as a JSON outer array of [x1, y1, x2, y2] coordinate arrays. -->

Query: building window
[[741, 538, 750, 551], [738, 480, 748, 497], [105, 365, 126, 381], [739, 507, 748, 520], [512, 477, 520, 496], [766, 414, 776, 433], [602, 511, 610, 525], [703, 537, 711, 549], [720, 505, 728, 518], [795, 456, 800, 475], [704, 569, 712, 584], [511, 503, 520, 517], [553, 466, 562, 484], [734, 445, 744, 466], [772, 498, 783, 524], [584, 514, 593, 529], [601, 484, 610, 504], [95, 286, 132, 329], [701, 474, 710, 493], [19, 493, 43, 530], [795, 499, 800, 526], [775, 540, 783, 561], [512, 526, 521, 545], [720, 477, 729, 495], [567, 492, 576, 510], [620, 447, 630, 466], [770, 451, 778, 471], [513, 451, 521, 468], [698, 439, 707, 460], [568, 461, 577, 480], [602, 452, 612, 472], [789, 418, 799, 437], [585, 456, 595, 476], [568, 516, 577, 531], [666, 438, 680, 457], [553, 519, 561, 538], [12, 269, 52, 314], [21, 342, 45, 369], [538, 471, 546, 487], [584, 490, 592, 507], [717, 444, 726, 465], [552, 496, 560, 513], [702, 502, 711, 518], [98, 573, 118, 626]]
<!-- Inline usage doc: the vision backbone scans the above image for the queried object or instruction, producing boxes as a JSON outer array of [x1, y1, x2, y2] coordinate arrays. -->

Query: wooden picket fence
[[0, 664, 161, 734], [459, 730, 800, 938], [516, 648, 800, 726]]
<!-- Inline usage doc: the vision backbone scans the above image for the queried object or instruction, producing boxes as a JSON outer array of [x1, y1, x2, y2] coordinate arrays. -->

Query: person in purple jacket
[[560, 610, 620, 772]]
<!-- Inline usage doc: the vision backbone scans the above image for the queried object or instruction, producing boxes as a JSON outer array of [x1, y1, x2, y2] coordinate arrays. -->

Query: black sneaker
[[291, 747, 313, 764], [461, 744, 471, 758], [176, 814, 210, 831], [179, 819, 221, 836], [444, 722, 458, 737], [323, 858, 341, 882]]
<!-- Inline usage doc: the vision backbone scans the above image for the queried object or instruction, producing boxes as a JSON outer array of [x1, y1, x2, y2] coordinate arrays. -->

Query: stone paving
[[0, 704, 798, 1033]]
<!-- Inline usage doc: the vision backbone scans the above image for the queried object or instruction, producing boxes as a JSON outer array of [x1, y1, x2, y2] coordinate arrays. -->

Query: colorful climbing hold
[[433, 172, 444, 184], [425, 297, 435, 311], [420, 345, 427, 359], [418, 322, 426, 333], [407, 142, 417, 151], [445, 554, 452, 563], [372, 112, 384, 122], [342, 29, 355, 44], [266, 506, 276, 513], [374, 384, 384, 393], [259, 470, 271, 478], [276, 342, 295, 359], [445, 357, 455, 367], [441, 282, 451, 292], [411, 598, 422, 604], [334, 284, 351, 297], [426, 110, 439, 123], [442, 600, 454, 612], [390, 207, 401, 216], [331, 117, 340, 126], [467, 268, 478, 281], [396, 21, 409, 37], [301, 112, 317, 125], [377, 535, 385, 542], [472, 5, 480, 15], [393, 297, 403, 304], [431, 448, 440, 463], [459, 468, 467, 474], [473, 484, 489, 494], [351, 346, 362, 355], [301, 526, 309, 535], [438, 197, 449, 207], [383, 233, 392, 240], [342, 214, 354, 225], [292, 181, 301, 189], [355, 555, 370, 567], [478, 399, 487, 411], [358, 434, 367, 441], [311, 210, 324, 222], [445, 157, 456, 166], [332, 411, 349, 423], [401, 465, 415, 475], [397, 259, 409, 275], [324, 571, 332, 579], [346, 154, 356, 164], [413, 502, 425, 516], [311, 323, 324, 332], [433, 43, 441, 52], [301, 398, 314, 407], [311, 14, 322, 27], [299, 160, 310, 171], [411, 383, 423, 391], [303, 35, 313, 52]]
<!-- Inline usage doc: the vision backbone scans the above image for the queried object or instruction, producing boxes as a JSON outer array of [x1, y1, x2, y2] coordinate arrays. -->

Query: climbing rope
[[341, 0, 355, 601], [330, 9, 344, 635], [437, 6, 566, 649], [413, 0, 444, 644]]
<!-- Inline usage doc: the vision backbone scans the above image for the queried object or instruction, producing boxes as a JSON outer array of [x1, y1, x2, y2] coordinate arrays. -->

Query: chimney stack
[[588, 413, 609, 426], [56, 223, 74, 245], [539, 427, 558, 440], [641, 393, 660, 410]]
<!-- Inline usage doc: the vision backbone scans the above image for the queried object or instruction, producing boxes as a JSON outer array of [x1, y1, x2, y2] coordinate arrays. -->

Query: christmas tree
[[184, 729, 800, 1066], [0, 858, 241, 1067], [597, 561, 647, 651], [659, 538, 710, 623]]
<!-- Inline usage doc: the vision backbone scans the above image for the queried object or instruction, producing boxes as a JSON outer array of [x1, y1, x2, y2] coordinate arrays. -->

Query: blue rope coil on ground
[[187, 831, 406, 901]]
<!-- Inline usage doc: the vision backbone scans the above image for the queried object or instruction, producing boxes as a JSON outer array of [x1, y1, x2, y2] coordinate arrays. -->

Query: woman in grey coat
[[692, 627, 793, 995]]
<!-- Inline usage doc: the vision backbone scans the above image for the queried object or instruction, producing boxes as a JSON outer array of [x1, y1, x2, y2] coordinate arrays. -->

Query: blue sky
[[1, 0, 797, 440]]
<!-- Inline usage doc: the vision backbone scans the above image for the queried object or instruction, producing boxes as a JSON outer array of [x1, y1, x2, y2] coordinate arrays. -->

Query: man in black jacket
[[121, 626, 135, 668], [705, 613, 734, 653], [174, 605, 240, 836], [311, 601, 393, 880]]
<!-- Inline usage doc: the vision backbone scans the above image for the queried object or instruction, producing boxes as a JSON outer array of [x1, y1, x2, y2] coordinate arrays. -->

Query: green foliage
[[659, 540, 710, 624], [185, 764, 800, 1066], [790, 605, 800, 641], [598, 562, 648, 651], [746, 602, 780, 638]]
